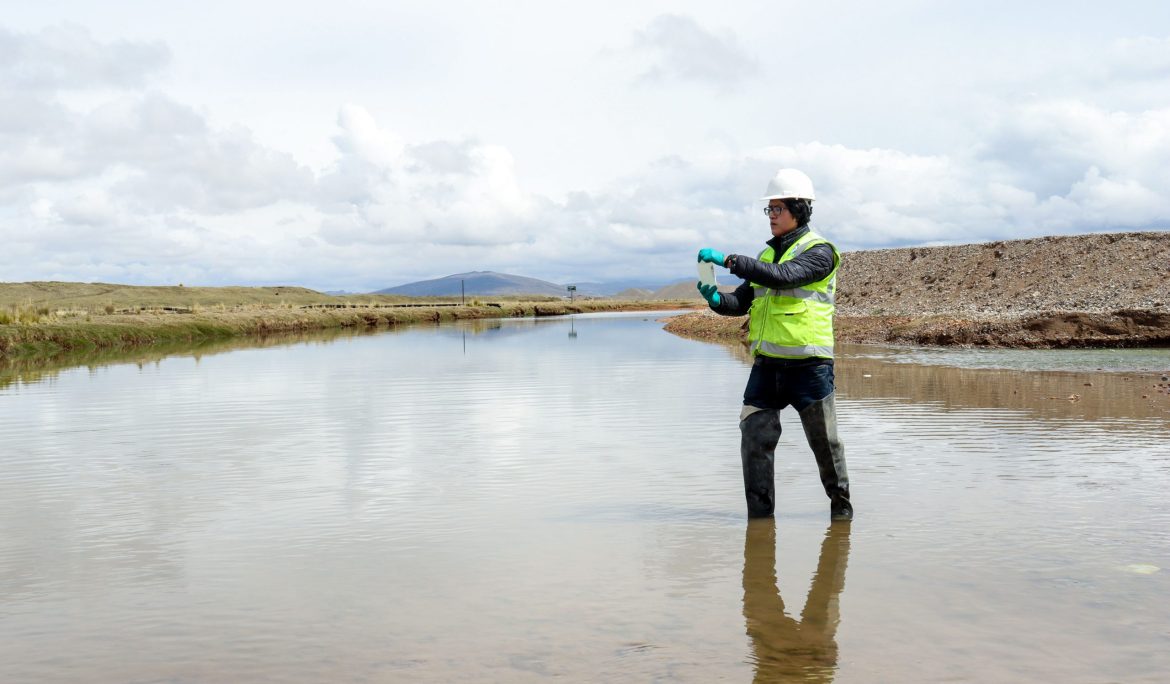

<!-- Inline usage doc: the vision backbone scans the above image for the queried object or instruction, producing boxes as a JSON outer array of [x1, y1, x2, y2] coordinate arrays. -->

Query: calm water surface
[[1, 313, 1168, 683]]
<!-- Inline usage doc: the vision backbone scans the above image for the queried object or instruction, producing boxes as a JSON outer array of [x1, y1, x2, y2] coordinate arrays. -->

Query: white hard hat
[[760, 168, 815, 202]]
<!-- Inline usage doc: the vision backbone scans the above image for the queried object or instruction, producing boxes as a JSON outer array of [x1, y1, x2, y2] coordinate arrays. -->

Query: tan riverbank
[[666, 231, 1170, 349], [0, 291, 695, 359]]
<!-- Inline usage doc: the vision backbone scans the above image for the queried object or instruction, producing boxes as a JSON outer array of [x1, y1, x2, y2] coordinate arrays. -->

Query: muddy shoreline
[[663, 308, 1170, 350]]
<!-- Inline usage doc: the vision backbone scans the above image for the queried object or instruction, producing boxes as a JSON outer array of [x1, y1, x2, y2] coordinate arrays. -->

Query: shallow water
[[1, 313, 1168, 682], [849, 344, 1170, 373]]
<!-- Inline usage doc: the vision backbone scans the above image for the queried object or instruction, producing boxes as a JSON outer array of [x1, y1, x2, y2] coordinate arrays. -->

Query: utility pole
[[461, 279, 465, 306], [567, 285, 576, 302]]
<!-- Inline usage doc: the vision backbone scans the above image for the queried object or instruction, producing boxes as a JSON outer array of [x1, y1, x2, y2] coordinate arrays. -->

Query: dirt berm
[[665, 231, 1170, 348]]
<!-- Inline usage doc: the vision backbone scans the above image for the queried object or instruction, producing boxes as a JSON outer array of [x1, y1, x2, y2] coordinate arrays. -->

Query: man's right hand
[[697, 248, 726, 266], [697, 282, 721, 306]]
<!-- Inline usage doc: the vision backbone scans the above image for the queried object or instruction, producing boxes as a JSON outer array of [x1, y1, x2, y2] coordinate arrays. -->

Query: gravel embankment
[[665, 231, 1170, 348]]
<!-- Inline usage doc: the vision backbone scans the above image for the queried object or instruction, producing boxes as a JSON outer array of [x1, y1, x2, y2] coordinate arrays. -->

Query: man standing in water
[[696, 168, 852, 521]]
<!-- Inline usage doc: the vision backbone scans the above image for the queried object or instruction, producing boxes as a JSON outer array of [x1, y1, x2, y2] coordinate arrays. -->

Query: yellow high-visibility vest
[[746, 231, 839, 359]]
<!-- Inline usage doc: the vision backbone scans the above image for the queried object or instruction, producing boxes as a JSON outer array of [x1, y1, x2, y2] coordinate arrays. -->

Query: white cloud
[[0, 137, 87, 186], [18, 95, 1170, 288], [317, 106, 535, 247], [1, 11, 1169, 291], [0, 25, 314, 216], [0, 23, 168, 91], [978, 100, 1170, 198], [331, 104, 402, 167], [1102, 36, 1170, 83], [54, 188, 118, 226], [7, 90, 1170, 289], [77, 94, 315, 214], [630, 14, 758, 88], [1057, 167, 1169, 227]]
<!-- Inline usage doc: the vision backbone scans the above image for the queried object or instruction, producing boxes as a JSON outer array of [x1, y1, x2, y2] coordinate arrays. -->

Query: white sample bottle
[[697, 261, 717, 287]]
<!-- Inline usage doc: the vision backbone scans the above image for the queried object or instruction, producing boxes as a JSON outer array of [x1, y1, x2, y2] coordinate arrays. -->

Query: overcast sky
[[3, 1, 1170, 291]]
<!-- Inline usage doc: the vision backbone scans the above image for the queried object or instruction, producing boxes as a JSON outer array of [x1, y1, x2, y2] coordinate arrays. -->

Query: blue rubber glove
[[697, 248, 726, 266], [697, 281, 721, 307]]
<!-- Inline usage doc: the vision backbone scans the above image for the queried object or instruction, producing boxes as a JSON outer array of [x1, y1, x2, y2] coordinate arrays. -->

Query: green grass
[[0, 327, 373, 391], [0, 304, 50, 325], [0, 280, 697, 360], [0, 296, 697, 360], [0, 281, 573, 311]]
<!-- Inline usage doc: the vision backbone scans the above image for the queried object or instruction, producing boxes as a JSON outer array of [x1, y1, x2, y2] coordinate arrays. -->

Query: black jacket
[[711, 226, 838, 317]]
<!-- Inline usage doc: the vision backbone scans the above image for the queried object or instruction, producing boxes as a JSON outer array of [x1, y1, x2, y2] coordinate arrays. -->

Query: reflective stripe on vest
[[754, 341, 836, 358], [750, 236, 831, 298], [751, 287, 835, 303], [746, 231, 839, 359]]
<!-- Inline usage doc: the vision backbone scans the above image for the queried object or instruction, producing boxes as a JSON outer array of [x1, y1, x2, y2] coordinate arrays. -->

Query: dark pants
[[740, 357, 850, 518], [743, 356, 835, 413]]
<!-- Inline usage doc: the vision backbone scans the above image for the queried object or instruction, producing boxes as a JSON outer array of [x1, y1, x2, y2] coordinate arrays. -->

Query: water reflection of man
[[742, 519, 851, 683], [697, 168, 851, 520]]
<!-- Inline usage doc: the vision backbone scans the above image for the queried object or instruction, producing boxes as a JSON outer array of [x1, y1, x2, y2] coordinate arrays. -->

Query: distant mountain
[[373, 271, 568, 297], [372, 271, 711, 298]]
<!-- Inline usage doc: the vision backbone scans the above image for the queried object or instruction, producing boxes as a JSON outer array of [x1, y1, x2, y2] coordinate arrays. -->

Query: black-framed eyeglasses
[[763, 205, 786, 217]]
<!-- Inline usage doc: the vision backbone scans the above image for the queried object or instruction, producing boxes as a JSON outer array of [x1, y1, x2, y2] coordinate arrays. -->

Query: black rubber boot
[[798, 393, 852, 521], [740, 409, 782, 518]]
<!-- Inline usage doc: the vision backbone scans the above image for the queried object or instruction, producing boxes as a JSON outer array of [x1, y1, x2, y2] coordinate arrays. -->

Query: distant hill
[[373, 272, 690, 298], [374, 271, 569, 297], [573, 279, 670, 296], [647, 279, 734, 300], [613, 288, 654, 299]]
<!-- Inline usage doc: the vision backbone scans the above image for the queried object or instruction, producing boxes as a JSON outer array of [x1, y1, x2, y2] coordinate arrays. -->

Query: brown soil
[[665, 231, 1170, 349]]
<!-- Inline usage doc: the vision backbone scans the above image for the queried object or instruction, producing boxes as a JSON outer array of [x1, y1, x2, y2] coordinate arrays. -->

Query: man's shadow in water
[[743, 520, 851, 683]]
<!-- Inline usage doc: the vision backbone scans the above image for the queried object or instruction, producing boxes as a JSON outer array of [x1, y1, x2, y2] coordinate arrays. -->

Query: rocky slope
[[665, 231, 1170, 349], [835, 231, 1169, 316]]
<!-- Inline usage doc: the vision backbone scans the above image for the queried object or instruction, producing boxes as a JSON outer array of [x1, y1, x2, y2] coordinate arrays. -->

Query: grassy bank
[[0, 280, 574, 314], [0, 299, 697, 360], [0, 328, 346, 391]]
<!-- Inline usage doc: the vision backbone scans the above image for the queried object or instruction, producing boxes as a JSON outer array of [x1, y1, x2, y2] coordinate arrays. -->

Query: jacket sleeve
[[725, 243, 837, 290], [710, 279, 754, 316]]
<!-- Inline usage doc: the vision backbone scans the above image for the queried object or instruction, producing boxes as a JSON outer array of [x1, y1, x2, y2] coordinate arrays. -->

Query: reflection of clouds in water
[[743, 519, 851, 683]]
